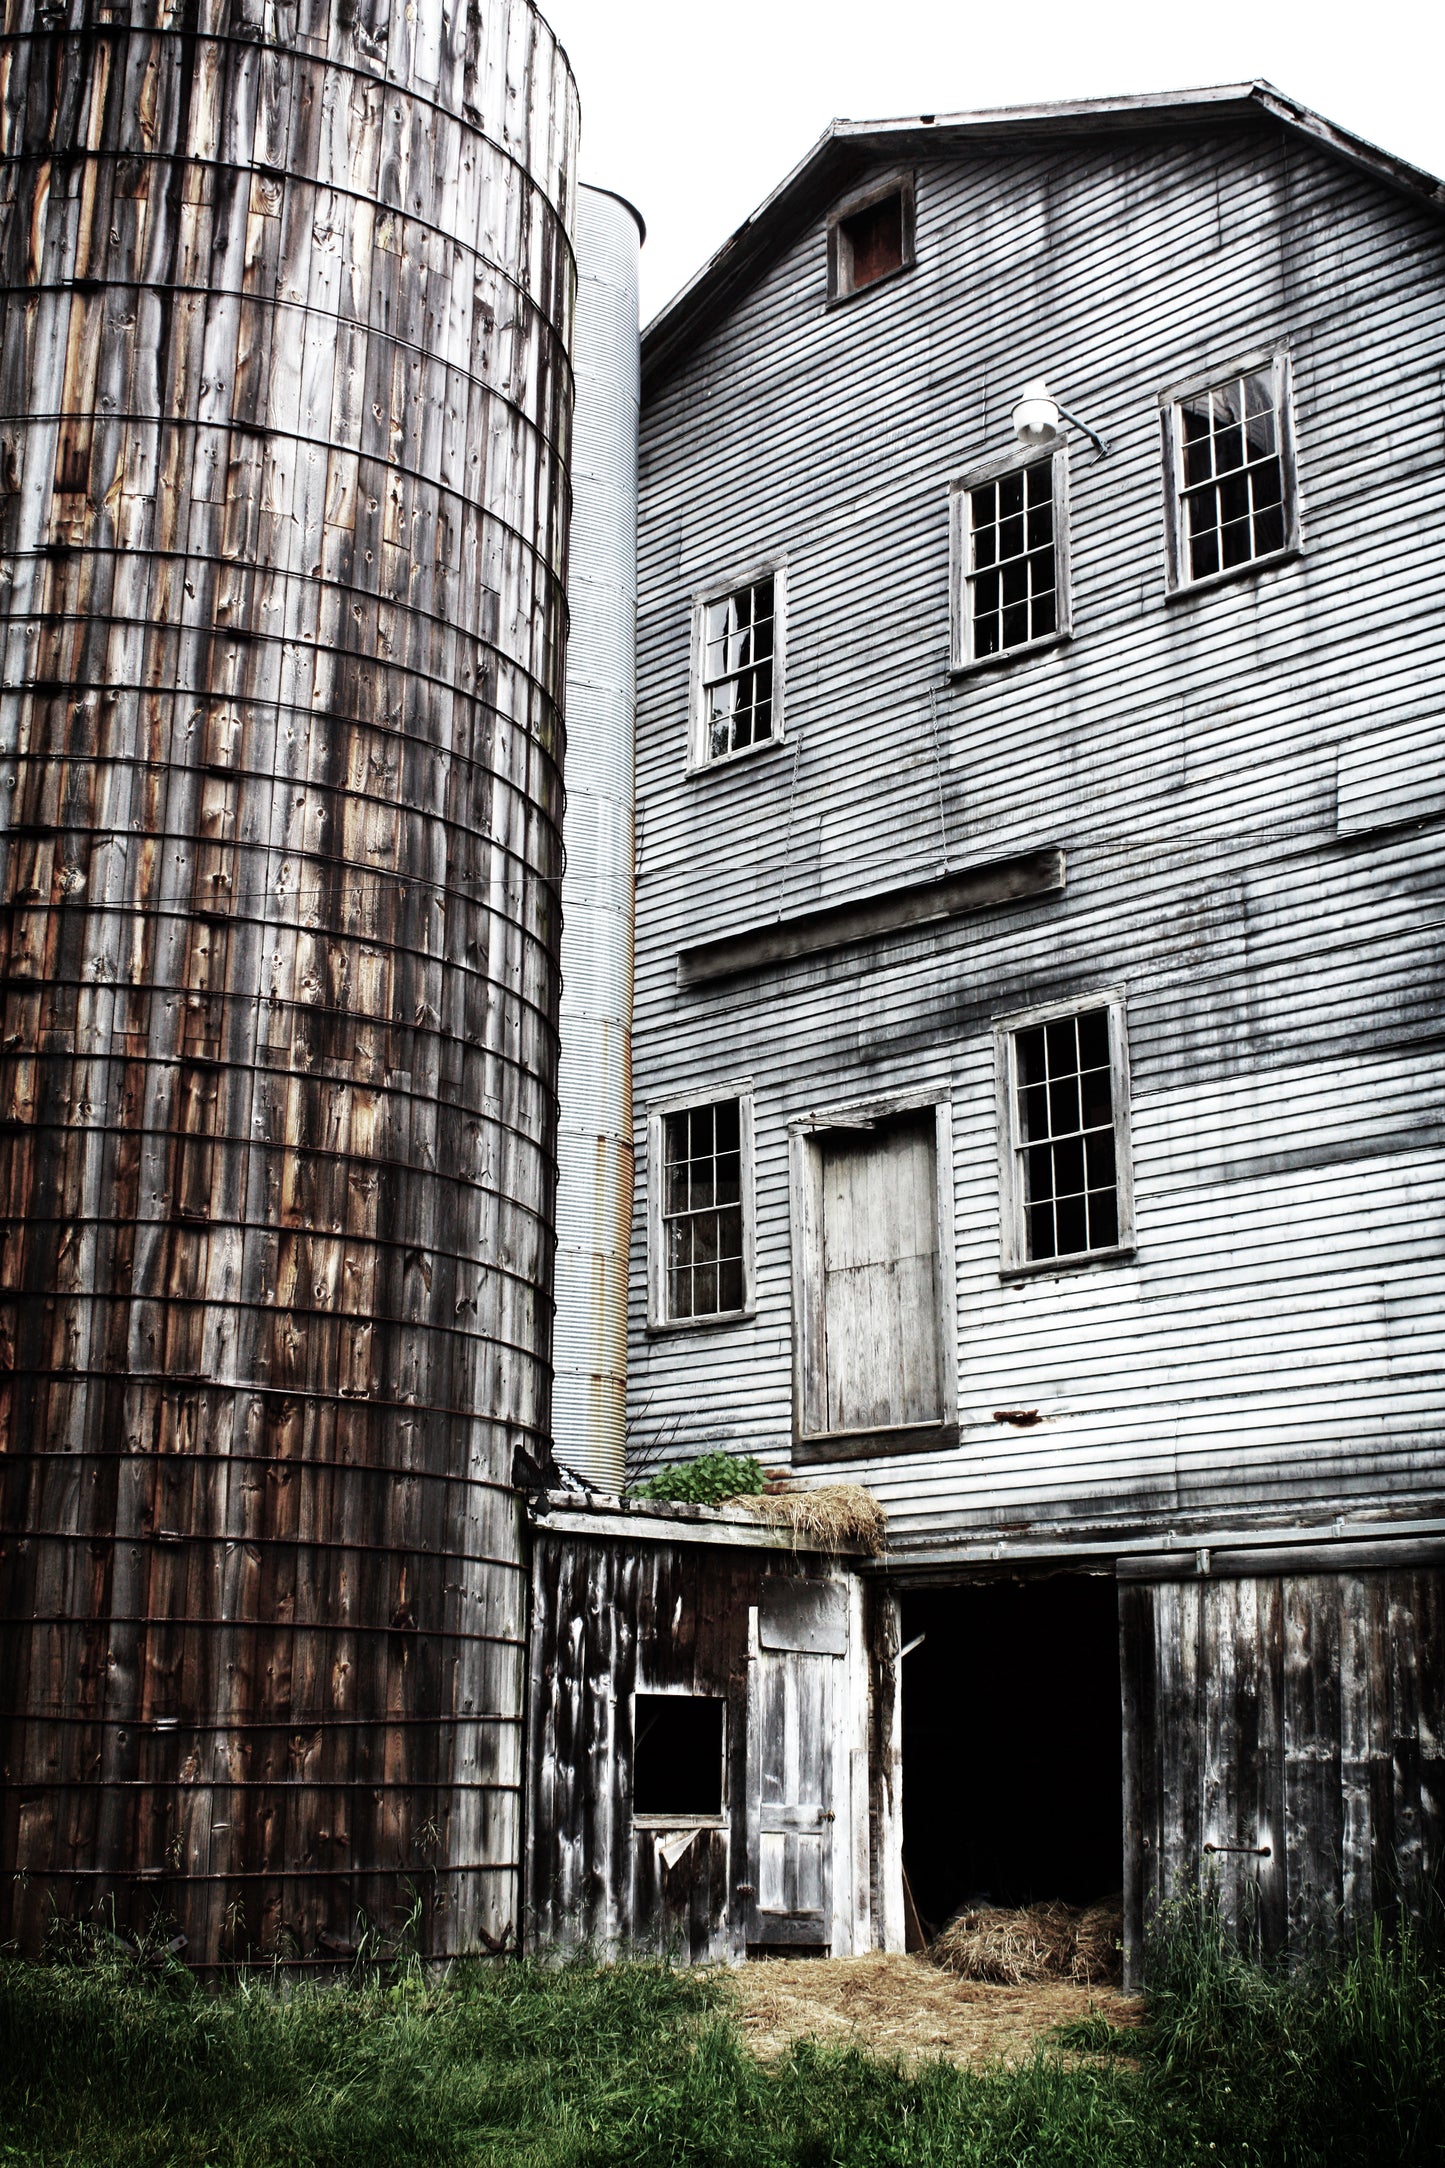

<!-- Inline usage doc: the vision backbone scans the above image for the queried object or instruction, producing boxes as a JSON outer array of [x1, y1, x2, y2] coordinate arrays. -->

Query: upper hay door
[[790, 1099, 957, 1463]]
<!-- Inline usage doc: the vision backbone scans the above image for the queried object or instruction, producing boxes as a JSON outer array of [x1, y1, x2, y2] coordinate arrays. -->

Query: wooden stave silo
[[0, 0, 578, 1964]]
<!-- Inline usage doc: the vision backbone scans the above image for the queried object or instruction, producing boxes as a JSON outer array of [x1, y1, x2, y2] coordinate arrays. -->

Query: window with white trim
[[648, 1090, 754, 1326], [950, 449, 1070, 670], [998, 1000, 1134, 1271], [1162, 353, 1297, 589], [691, 571, 782, 766]]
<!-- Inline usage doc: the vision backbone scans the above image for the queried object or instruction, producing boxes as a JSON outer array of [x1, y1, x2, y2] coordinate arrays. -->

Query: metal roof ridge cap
[[828, 82, 1262, 138]]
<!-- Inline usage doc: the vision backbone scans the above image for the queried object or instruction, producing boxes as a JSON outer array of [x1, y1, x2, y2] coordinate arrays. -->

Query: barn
[[533, 84, 1445, 1985]]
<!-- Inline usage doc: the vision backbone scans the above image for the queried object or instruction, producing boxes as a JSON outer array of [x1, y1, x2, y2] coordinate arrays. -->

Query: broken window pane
[[701, 578, 776, 760], [1177, 366, 1288, 582], [662, 1099, 746, 1319], [968, 459, 1058, 659], [1013, 1007, 1122, 1264]]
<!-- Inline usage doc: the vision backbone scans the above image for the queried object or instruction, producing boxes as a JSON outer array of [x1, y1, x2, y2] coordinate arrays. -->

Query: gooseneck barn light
[[1011, 378, 1111, 459]]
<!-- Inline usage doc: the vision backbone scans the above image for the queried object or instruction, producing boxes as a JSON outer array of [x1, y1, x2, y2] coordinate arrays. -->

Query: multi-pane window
[[1008, 1007, 1128, 1265], [1167, 358, 1294, 585], [660, 1098, 745, 1320], [951, 453, 1068, 669], [698, 577, 776, 762]]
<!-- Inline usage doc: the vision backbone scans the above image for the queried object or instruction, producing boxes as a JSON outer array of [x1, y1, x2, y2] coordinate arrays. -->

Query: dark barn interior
[[900, 1576, 1123, 1934]]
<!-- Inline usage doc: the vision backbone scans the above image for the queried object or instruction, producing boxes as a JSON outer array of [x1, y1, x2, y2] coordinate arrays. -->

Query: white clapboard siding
[[626, 119, 1445, 1560]]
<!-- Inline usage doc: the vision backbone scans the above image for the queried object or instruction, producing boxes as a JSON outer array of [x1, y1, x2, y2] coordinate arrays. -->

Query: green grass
[[1, 1909, 1441, 2167]]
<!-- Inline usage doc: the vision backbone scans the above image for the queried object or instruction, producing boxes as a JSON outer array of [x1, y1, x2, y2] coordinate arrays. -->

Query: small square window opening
[[634, 1694, 725, 1818], [827, 177, 914, 302], [701, 578, 775, 761], [839, 193, 904, 293], [1005, 1001, 1126, 1266], [661, 1098, 745, 1320]]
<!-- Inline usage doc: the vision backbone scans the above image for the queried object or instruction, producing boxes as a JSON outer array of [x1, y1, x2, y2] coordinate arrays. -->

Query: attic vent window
[[828, 177, 914, 302]]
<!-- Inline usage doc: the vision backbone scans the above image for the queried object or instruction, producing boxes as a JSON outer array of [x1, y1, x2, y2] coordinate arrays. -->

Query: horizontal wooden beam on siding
[[1117, 1535, 1445, 1580], [531, 1494, 865, 1553], [675, 849, 1065, 988]]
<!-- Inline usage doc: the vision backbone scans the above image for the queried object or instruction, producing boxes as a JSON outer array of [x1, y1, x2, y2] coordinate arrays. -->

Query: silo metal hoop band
[[12, 1617, 529, 1645], [2, 465, 576, 618], [0, 312, 573, 459], [3, 1863, 517, 1883], [0, 1530, 529, 1570], [0, 1711, 523, 1730], [0, 36, 581, 259], [0, 1444, 544, 1486], [0, 1367, 563, 1431], [0, 1776, 521, 1794], [0, 1208, 561, 1279]]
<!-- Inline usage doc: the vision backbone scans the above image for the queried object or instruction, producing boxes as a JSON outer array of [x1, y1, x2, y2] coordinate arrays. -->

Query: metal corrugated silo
[[552, 185, 642, 1492], [0, 0, 579, 1965]]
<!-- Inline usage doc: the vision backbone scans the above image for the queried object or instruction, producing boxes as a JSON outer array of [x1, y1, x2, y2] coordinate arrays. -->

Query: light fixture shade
[[1012, 379, 1061, 448]]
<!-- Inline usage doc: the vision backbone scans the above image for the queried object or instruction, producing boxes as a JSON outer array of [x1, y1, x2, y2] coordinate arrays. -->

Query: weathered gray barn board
[[0, 0, 579, 1963], [1119, 1562, 1445, 1979], [627, 115, 1445, 1562], [525, 1508, 882, 1959]]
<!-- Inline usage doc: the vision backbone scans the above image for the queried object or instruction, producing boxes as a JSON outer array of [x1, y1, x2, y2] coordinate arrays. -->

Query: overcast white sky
[[539, 0, 1443, 321]]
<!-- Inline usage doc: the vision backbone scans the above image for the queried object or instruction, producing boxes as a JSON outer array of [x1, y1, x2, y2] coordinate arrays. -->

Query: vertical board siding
[[1120, 1567, 1445, 1978], [0, 0, 579, 1963], [526, 1529, 867, 1960], [628, 124, 1445, 1558]]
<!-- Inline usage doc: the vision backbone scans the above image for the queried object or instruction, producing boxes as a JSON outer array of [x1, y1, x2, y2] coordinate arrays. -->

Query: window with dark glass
[[701, 578, 775, 760], [967, 461, 1058, 658], [661, 1099, 744, 1319], [1013, 1009, 1120, 1262], [1174, 365, 1289, 582]]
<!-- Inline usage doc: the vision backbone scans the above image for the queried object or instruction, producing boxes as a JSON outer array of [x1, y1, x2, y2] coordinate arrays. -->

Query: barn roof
[[640, 82, 1445, 394]]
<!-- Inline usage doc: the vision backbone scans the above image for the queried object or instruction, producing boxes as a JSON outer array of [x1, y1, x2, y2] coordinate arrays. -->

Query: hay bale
[[932, 1902, 1071, 1984], [742, 1483, 887, 1555], [1071, 1896, 1124, 1985], [931, 1898, 1122, 1986]]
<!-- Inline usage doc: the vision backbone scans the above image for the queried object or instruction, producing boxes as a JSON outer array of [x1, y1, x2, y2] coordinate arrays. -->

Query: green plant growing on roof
[[627, 1450, 766, 1506]]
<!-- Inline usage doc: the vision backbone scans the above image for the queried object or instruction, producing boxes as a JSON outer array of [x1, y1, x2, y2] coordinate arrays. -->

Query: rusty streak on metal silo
[[0, 0, 579, 1965]]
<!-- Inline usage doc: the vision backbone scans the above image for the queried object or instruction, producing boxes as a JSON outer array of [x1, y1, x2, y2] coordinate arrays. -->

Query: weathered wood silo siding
[[629, 124, 1445, 1562], [0, 0, 578, 1962], [1120, 1556, 1445, 1978]]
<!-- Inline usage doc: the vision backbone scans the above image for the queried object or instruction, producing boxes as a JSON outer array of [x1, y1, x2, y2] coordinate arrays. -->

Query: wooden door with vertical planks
[[746, 1580, 848, 1951]]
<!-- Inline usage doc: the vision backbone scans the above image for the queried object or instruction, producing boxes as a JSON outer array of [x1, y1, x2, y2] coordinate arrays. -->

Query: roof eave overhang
[[640, 82, 1445, 397]]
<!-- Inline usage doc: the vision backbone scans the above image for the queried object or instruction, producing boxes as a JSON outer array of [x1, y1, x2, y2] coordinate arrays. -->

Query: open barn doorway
[[899, 1576, 1122, 1940]]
